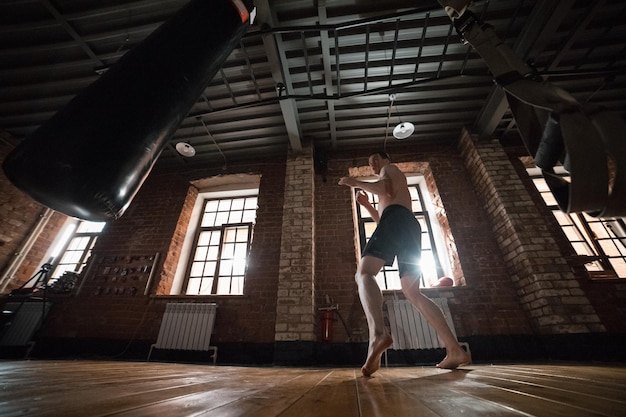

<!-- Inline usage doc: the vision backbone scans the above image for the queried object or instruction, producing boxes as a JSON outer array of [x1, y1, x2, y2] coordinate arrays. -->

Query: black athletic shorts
[[362, 204, 422, 277]]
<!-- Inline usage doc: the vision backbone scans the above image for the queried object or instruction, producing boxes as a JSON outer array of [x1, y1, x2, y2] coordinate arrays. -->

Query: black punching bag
[[3, 0, 254, 221]]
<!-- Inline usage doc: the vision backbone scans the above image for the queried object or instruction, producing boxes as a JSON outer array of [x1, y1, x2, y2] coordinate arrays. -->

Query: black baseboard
[[8, 333, 626, 365]]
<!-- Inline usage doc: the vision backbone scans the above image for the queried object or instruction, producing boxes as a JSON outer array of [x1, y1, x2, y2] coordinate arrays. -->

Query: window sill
[[151, 294, 248, 300]]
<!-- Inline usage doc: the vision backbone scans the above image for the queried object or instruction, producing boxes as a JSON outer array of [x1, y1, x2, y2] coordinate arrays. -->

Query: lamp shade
[[175, 142, 196, 157], [393, 122, 414, 139]]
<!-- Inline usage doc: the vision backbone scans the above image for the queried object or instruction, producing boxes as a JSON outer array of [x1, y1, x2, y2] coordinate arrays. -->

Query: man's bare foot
[[361, 334, 393, 377], [436, 347, 471, 369]]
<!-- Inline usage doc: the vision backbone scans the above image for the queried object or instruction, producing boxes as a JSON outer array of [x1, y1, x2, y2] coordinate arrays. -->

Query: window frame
[[182, 194, 257, 296], [48, 220, 106, 282], [527, 167, 626, 279]]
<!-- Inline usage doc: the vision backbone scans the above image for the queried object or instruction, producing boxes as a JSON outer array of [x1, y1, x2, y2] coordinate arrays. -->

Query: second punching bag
[[2, 0, 255, 221]]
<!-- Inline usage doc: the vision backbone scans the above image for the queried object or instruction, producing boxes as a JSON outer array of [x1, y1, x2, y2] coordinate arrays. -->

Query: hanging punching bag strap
[[447, 6, 625, 217]]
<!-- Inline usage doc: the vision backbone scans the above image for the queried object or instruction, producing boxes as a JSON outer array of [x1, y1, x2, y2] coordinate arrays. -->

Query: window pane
[[222, 243, 235, 258], [224, 228, 238, 243], [75, 221, 105, 233], [60, 250, 83, 265], [364, 222, 377, 238], [231, 277, 244, 295], [244, 197, 257, 209], [217, 200, 230, 211], [67, 236, 89, 251], [216, 277, 232, 295], [571, 242, 592, 255], [207, 246, 219, 260], [421, 234, 432, 250], [215, 212, 229, 226], [234, 243, 248, 259], [186, 278, 201, 295], [219, 259, 233, 276], [552, 211, 569, 225], [232, 258, 247, 275], [409, 188, 423, 211], [588, 221, 611, 238], [201, 212, 217, 227], [229, 210, 243, 223], [231, 198, 245, 210], [197, 231, 211, 246], [600, 240, 622, 257], [199, 278, 213, 295], [533, 178, 550, 193], [210, 232, 221, 245], [242, 209, 256, 223], [194, 246, 208, 261], [609, 258, 626, 277], [562, 226, 583, 241], [206, 200, 219, 211], [53, 264, 76, 277], [420, 252, 438, 284], [203, 261, 216, 277], [190, 262, 205, 277]]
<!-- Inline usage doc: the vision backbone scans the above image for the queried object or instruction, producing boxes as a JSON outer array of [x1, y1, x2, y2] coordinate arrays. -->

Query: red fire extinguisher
[[320, 309, 335, 342]]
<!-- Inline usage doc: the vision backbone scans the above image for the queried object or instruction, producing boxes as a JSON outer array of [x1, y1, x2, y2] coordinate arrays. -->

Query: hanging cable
[[383, 93, 396, 152], [200, 118, 228, 170]]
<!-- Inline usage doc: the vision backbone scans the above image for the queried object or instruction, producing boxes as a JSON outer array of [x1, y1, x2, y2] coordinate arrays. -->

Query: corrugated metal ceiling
[[1, 0, 624, 169]]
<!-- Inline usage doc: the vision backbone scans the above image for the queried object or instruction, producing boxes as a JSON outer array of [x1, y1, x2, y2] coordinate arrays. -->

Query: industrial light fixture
[[389, 93, 414, 140], [393, 121, 415, 140], [384, 93, 414, 150], [175, 142, 196, 157]]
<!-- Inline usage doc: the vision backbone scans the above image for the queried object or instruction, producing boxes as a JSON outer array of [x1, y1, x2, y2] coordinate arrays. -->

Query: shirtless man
[[338, 151, 471, 377]]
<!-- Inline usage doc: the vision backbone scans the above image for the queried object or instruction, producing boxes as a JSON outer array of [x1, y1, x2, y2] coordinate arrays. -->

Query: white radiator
[[147, 303, 218, 363], [385, 298, 469, 353], [1, 301, 51, 347]]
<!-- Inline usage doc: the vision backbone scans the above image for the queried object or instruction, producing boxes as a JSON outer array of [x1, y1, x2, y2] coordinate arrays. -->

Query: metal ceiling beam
[[39, 0, 104, 67], [255, 0, 303, 154], [473, 0, 576, 139], [318, 1, 338, 150], [545, 1, 605, 72]]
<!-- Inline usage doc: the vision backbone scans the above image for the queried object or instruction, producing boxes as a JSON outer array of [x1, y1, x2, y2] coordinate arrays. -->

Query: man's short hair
[[369, 151, 390, 160]]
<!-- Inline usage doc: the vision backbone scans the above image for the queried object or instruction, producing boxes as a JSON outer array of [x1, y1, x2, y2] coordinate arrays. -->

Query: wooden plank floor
[[0, 360, 625, 416]]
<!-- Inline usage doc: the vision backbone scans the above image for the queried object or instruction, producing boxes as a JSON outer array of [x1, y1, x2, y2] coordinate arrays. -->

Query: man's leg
[[400, 275, 471, 369], [356, 255, 392, 377]]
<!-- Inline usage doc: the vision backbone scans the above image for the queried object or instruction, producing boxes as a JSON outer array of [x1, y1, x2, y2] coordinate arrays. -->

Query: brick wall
[[275, 145, 316, 342], [412, 143, 531, 337], [0, 134, 67, 291], [315, 150, 369, 343], [3, 129, 626, 362], [458, 130, 604, 334], [158, 185, 199, 295], [4, 156, 287, 347]]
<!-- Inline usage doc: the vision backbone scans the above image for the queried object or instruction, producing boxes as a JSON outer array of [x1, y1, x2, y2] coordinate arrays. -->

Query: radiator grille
[[1, 301, 51, 347], [148, 303, 217, 362], [385, 298, 459, 350]]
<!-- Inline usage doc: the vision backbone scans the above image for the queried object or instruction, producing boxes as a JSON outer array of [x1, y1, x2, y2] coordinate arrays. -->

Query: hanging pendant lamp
[[175, 142, 196, 157], [387, 93, 414, 140], [393, 121, 415, 140]]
